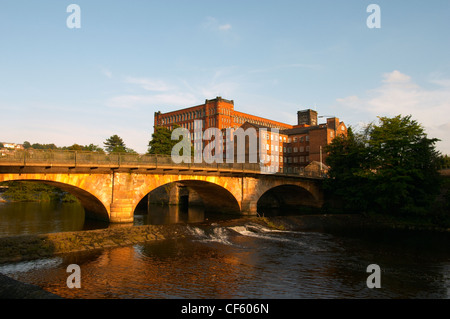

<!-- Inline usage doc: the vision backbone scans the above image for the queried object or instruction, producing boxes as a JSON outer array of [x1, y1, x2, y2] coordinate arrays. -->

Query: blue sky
[[1, 0, 449, 154]]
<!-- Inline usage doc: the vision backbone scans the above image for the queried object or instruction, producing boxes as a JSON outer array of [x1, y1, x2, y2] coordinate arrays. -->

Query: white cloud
[[106, 93, 198, 109], [101, 67, 113, 78], [219, 24, 232, 31], [124, 77, 171, 92], [203, 17, 232, 32], [382, 70, 411, 84], [337, 70, 450, 154], [106, 67, 244, 112]]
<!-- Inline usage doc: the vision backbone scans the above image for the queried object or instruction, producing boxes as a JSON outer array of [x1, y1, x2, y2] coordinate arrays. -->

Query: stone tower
[[297, 109, 318, 126]]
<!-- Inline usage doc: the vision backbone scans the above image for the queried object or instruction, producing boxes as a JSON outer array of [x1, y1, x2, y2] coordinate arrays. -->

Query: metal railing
[[0, 150, 326, 179]]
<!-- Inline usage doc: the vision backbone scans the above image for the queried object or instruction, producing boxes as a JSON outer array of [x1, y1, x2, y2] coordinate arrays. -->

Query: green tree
[[22, 141, 31, 149], [1, 181, 78, 203], [28, 143, 58, 150], [324, 127, 372, 212], [147, 126, 183, 156], [85, 143, 105, 153], [65, 144, 84, 151], [325, 115, 441, 217], [104, 135, 127, 153], [62, 143, 105, 153], [366, 115, 441, 214]]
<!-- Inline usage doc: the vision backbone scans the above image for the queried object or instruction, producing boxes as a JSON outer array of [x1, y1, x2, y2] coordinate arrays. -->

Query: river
[[0, 201, 448, 299]]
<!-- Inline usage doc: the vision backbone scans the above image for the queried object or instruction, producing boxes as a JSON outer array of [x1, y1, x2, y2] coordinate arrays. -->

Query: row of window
[[286, 146, 310, 153], [261, 133, 310, 143], [289, 156, 309, 163], [260, 154, 310, 164], [260, 166, 309, 174], [160, 110, 205, 125], [263, 144, 310, 153]]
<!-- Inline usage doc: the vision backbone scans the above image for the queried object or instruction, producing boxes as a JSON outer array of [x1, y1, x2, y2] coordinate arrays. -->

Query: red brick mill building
[[154, 97, 347, 174]]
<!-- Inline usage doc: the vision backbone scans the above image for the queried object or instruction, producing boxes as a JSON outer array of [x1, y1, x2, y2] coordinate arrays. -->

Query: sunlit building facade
[[154, 97, 347, 173]]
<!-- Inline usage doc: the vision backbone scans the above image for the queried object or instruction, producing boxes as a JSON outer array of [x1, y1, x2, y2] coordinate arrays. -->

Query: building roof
[[240, 122, 273, 130], [281, 126, 316, 135]]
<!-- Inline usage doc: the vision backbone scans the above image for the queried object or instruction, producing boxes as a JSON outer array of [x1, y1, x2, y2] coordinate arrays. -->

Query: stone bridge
[[0, 150, 325, 223]]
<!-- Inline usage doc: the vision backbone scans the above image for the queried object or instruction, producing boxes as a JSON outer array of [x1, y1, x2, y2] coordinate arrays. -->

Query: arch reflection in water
[[135, 204, 206, 225]]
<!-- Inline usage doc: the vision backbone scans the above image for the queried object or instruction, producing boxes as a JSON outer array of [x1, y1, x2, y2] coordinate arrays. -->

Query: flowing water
[[0, 201, 449, 299]]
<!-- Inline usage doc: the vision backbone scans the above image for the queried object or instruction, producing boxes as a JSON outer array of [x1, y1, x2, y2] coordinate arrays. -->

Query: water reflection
[[2, 225, 448, 299], [0, 202, 86, 237], [1, 201, 449, 298], [134, 204, 239, 226], [135, 204, 205, 225], [0, 201, 239, 238]]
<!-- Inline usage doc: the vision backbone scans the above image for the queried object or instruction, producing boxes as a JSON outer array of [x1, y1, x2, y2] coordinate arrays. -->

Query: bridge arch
[[133, 179, 241, 215], [0, 174, 111, 222], [256, 184, 319, 213]]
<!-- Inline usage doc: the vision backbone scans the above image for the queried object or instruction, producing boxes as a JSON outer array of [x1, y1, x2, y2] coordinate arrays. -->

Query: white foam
[[229, 225, 292, 242], [0, 257, 62, 275], [228, 224, 313, 248], [187, 226, 233, 246]]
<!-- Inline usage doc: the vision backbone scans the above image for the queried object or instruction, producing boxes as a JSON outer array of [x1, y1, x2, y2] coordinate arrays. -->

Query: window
[[306, 146, 310, 152], [300, 146, 304, 152], [294, 147, 298, 153], [306, 136, 309, 141], [294, 137, 297, 142]]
